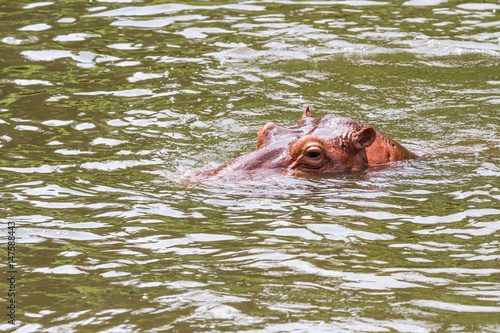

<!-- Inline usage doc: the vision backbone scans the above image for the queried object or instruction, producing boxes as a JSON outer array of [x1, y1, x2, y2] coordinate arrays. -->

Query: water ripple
[[1, 0, 500, 331]]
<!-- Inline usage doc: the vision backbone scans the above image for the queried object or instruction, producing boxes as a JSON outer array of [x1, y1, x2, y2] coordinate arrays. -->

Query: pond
[[1, 0, 499, 332]]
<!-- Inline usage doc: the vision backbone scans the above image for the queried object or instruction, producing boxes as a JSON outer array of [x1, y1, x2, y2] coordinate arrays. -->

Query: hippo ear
[[257, 122, 288, 150], [301, 106, 312, 121], [352, 126, 376, 150]]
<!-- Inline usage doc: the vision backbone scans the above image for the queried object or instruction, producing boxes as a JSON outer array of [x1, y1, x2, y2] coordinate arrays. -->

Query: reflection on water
[[1, 0, 499, 332]]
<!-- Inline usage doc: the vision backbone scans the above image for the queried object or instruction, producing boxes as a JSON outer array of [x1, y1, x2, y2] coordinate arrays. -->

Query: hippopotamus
[[182, 107, 416, 180]]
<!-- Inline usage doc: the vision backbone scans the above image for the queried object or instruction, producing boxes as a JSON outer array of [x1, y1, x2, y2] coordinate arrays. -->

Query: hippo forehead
[[257, 113, 367, 151], [295, 114, 366, 141]]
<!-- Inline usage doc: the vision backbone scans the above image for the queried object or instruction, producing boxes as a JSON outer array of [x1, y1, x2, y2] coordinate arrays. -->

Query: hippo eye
[[300, 146, 325, 168], [288, 136, 327, 170], [306, 151, 321, 159]]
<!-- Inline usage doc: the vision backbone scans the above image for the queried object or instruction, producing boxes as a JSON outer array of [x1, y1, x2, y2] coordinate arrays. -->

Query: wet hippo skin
[[183, 107, 416, 180]]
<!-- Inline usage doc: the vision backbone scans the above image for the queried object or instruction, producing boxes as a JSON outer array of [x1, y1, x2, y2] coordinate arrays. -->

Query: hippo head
[[255, 107, 377, 176], [182, 107, 414, 180]]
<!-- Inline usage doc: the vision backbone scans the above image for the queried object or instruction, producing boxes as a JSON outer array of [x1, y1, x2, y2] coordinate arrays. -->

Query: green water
[[1, 0, 499, 332]]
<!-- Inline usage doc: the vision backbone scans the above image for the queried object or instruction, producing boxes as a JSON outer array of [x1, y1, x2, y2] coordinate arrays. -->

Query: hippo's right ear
[[301, 106, 312, 121], [256, 122, 280, 150], [352, 126, 376, 150]]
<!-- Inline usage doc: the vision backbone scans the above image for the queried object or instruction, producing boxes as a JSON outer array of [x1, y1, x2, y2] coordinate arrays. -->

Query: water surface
[[1, 0, 499, 332]]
